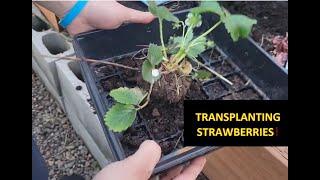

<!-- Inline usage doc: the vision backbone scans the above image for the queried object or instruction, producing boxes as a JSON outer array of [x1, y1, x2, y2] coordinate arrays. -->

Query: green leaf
[[185, 13, 202, 27], [172, 22, 181, 29], [158, 7, 180, 22], [147, 44, 163, 66], [148, 1, 179, 22], [206, 40, 215, 48], [167, 37, 181, 54], [186, 37, 207, 58], [110, 87, 146, 105], [167, 46, 179, 54], [172, 36, 183, 45], [169, 31, 193, 46], [169, 31, 194, 51], [148, 1, 158, 15], [168, 31, 194, 51], [142, 60, 154, 83], [104, 103, 137, 132], [191, 0, 224, 17], [193, 70, 212, 80], [142, 60, 161, 83], [223, 14, 257, 41]]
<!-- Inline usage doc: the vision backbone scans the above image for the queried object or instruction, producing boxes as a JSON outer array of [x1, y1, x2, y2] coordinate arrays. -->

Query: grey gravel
[[32, 72, 101, 180]]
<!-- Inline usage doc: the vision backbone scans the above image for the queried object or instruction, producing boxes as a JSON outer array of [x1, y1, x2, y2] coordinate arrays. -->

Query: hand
[[93, 140, 206, 180], [160, 157, 207, 180], [67, 0, 155, 35], [35, 0, 154, 35]]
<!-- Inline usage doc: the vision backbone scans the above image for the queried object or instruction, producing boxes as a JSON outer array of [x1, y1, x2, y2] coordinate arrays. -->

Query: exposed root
[[131, 48, 148, 60], [42, 55, 139, 71]]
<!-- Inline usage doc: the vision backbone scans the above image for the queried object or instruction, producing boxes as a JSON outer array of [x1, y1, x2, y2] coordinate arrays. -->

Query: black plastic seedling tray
[[73, 8, 288, 175]]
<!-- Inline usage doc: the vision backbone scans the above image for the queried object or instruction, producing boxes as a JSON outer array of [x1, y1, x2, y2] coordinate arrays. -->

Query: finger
[[161, 165, 184, 180], [173, 157, 206, 180], [122, 140, 161, 179], [120, 5, 155, 24]]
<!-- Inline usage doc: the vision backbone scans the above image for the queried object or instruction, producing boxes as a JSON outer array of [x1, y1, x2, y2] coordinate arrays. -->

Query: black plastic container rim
[[73, 40, 124, 161], [154, 146, 221, 174]]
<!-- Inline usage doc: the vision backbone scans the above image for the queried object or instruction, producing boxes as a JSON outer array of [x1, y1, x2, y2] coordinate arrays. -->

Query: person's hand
[[36, 0, 154, 35], [160, 156, 207, 180], [66, 0, 155, 35], [36, 0, 155, 35], [93, 140, 206, 180]]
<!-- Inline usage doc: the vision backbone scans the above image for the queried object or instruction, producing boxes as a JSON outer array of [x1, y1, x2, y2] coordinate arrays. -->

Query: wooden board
[[33, 3, 60, 31], [203, 147, 288, 180]]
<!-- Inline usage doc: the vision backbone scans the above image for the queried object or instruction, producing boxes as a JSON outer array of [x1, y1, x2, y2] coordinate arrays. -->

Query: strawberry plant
[[104, 0, 257, 132]]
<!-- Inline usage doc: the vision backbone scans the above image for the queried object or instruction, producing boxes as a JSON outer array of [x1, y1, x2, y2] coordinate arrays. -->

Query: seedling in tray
[[104, 1, 257, 132]]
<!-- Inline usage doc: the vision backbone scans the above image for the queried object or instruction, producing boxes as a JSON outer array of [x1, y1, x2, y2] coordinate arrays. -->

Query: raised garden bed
[[73, 2, 287, 176]]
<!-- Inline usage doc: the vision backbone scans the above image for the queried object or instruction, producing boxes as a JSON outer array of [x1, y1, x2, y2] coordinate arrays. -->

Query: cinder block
[[32, 57, 65, 111], [64, 97, 110, 167], [32, 15, 51, 32], [56, 59, 115, 165], [32, 24, 74, 96]]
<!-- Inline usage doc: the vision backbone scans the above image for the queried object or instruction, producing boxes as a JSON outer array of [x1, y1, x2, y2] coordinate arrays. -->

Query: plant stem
[[190, 20, 222, 45], [190, 56, 233, 85], [172, 25, 192, 63], [137, 83, 154, 110], [159, 19, 168, 59], [173, 131, 183, 149], [187, 41, 205, 49], [183, 26, 193, 45], [180, 21, 186, 37], [174, 53, 187, 65], [173, 21, 223, 66], [42, 55, 139, 71]]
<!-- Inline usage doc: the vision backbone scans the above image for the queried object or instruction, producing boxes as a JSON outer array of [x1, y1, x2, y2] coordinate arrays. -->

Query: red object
[[271, 33, 288, 67]]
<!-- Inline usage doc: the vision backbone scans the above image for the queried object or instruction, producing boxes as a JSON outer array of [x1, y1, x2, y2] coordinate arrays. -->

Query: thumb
[[120, 6, 155, 24], [92, 140, 161, 180], [121, 140, 161, 179]]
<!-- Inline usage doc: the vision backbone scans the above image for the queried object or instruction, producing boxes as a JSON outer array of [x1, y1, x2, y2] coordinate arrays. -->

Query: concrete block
[[32, 57, 65, 111], [56, 59, 115, 166], [64, 97, 110, 167], [32, 15, 50, 32], [32, 24, 74, 96]]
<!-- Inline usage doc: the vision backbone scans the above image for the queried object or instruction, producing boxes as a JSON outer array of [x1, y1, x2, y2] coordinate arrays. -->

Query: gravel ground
[[32, 71, 101, 180]]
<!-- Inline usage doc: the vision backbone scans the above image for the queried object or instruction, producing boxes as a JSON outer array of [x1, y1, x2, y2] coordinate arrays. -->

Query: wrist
[[58, 1, 77, 18], [59, 1, 89, 29]]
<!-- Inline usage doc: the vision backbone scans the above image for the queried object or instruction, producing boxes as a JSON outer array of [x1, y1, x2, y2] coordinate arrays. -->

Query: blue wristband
[[59, 1, 88, 28]]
